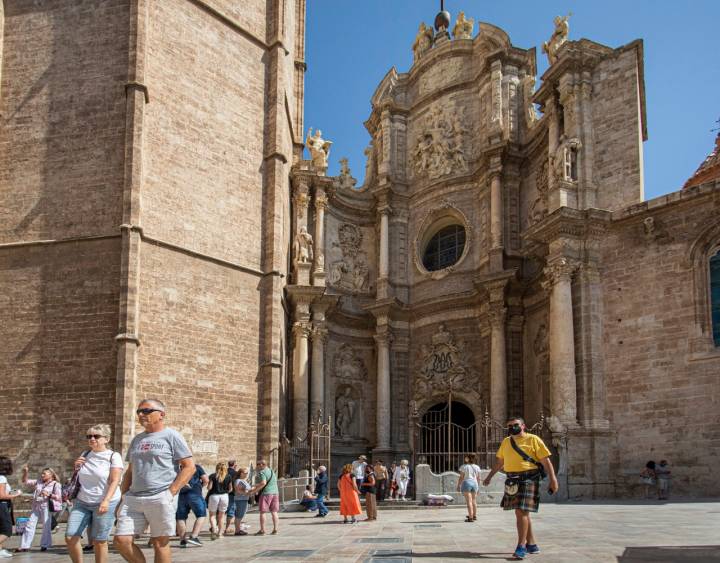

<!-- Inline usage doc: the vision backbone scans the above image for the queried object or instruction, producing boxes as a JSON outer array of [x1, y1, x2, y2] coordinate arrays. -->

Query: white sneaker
[[0, 548, 12, 558]]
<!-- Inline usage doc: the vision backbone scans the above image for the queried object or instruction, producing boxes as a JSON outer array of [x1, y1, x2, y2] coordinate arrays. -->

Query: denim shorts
[[176, 491, 207, 520], [233, 498, 249, 521], [66, 498, 120, 541], [460, 479, 479, 493]]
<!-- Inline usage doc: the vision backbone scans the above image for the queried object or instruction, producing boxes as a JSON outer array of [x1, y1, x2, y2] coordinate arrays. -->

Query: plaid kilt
[[501, 477, 540, 512]]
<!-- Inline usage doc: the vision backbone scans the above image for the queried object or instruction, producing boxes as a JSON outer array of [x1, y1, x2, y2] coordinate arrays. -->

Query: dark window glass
[[422, 225, 466, 272], [711, 250, 720, 347]]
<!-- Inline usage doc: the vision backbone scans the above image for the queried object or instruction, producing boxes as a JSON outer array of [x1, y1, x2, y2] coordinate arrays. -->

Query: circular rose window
[[422, 224, 466, 272]]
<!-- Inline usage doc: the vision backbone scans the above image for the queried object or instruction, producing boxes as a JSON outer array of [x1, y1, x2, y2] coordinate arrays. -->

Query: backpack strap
[[509, 437, 540, 467]]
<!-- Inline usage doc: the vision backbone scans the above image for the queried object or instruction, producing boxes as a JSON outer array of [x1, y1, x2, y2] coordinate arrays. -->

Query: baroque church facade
[[1, 2, 718, 499]]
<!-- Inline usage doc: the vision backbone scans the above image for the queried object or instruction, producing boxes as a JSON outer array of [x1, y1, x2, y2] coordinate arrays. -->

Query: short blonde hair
[[87, 424, 112, 440], [238, 466, 249, 475]]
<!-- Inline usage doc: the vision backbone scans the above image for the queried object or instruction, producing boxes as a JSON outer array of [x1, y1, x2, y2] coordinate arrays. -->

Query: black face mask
[[508, 424, 522, 436]]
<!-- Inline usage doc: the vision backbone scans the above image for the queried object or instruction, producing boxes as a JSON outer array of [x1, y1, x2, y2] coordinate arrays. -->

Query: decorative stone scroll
[[329, 223, 370, 292], [411, 103, 470, 180], [332, 343, 367, 381], [452, 11, 474, 40]]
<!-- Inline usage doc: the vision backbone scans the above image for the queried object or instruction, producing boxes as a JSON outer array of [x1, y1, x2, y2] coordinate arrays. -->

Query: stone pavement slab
[[4, 500, 720, 562]]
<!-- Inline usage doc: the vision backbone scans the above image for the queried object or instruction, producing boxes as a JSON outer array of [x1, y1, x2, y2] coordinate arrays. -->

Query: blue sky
[[305, 1, 720, 200]]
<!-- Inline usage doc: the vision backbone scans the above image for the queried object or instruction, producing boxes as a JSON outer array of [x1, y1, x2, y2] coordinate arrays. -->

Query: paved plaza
[[5, 500, 720, 562]]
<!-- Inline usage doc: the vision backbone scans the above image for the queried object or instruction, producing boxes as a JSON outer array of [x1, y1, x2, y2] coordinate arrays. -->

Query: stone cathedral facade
[[1, 3, 719, 499]]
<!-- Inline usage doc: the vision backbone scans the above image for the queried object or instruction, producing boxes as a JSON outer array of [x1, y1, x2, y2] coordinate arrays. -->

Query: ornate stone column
[[378, 206, 390, 279], [374, 329, 392, 451], [313, 187, 327, 286], [543, 258, 579, 427], [489, 171, 503, 250], [489, 302, 508, 423], [292, 320, 311, 437], [310, 323, 328, 419]]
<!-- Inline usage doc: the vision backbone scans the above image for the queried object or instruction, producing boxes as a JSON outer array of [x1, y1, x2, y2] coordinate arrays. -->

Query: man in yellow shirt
[[483, 417, 559, 560]]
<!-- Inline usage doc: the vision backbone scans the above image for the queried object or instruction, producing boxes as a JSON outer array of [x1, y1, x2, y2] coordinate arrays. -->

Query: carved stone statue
[[333, 344, 367, 380], [329, 223, 370, 293], [363, 143, 375, 186], [306, 128, 332, 174], [335, 386, 356, 438], [452, 11, 474, 40], [542, 14, 570, 65], [293, 226, 314, 264], [412, 22, 434, 62], [336, 157, 357, 189]]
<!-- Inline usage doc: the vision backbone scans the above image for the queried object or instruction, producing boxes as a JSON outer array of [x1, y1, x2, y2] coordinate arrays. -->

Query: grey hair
[[137, 398, 166, 411], [87, 423, 112, 439]]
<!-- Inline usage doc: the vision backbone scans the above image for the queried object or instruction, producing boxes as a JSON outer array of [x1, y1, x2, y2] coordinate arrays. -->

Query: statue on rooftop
[[306, 128, 332, 174], [412, 22, 434, 62], [542, 14, 571, 65], [452, 11, 474, 40]]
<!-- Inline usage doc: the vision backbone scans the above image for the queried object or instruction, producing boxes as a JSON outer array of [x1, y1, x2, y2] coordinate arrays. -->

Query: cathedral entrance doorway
[[414, 400, 506, 473]]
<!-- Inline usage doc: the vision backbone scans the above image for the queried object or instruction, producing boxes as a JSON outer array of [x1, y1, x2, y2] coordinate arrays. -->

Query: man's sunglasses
[[136, 408, 162, 415], [86, 434, 104, 440]]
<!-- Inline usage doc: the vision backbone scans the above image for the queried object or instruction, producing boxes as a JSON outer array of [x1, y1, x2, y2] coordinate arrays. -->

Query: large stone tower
[[0, 0, 306, 470]]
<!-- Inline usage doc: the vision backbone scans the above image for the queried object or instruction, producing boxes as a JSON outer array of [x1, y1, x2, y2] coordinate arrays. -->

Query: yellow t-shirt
[[496, 433, 551, 473]]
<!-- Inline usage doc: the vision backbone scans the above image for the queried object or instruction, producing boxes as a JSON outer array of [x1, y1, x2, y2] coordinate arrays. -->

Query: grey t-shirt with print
[[126, 427, 192, 497]]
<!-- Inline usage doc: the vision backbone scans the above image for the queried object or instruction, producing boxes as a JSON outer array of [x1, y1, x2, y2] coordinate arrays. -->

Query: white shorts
[[115, 490, 178, 538], [208, 493, 229, 513]]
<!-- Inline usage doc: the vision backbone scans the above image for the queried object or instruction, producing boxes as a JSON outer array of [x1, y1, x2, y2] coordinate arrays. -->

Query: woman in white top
[[65, 423, 123, 563], [456, 453, 482, 522], [392, 460, 411, 501]]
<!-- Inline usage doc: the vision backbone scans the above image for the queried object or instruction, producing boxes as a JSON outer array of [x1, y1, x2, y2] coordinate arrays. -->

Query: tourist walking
[[231, 467, 251, 535], [393, 460, 410, 501], [655, 460, 671, 500], [16, 465, 61, 553], [483, 416, 558, 561], [640, 461, 657, 499], [389, 461, 398, 499], [313, 465, 329, 518], [351, 455, 367, 490], [224, 460, 237, 533], [337, 464, 361, 524], [207, 462, 232, 539], [176, 463, 208, 548], [248, 459, 279, 536], [113, 398, 195, 563], [0, 457, 21, 559], [457, 453, 481, 522], [374, 460, 388, 502], [360, 464, 377, 521], [65, 424, 124, 563]]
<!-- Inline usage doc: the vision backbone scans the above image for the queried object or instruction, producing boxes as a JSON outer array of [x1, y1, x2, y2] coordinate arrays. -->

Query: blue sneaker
[[513, 545, 528, 559], [526, 544, 540, 554]]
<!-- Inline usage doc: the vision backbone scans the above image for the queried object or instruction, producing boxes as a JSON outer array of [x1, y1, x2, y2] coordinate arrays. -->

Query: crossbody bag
[[504, 438, 546, 497], [254, 470, 275, 503]]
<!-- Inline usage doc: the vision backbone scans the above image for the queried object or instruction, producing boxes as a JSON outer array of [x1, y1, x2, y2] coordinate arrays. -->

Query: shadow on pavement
[[617, 545, 720, 562]]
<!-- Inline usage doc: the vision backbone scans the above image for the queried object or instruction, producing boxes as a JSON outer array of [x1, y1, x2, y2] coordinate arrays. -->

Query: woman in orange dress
[[337, 464, 362, 524]]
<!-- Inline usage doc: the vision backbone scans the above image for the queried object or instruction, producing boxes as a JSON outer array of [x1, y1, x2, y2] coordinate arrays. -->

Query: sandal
[[271, 529, 278, 535], [254, 530, 265, 536], [465, 516, 473, 522]]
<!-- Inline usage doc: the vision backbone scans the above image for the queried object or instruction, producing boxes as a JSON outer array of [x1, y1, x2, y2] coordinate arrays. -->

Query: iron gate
[[413, 399, 548, 473], [277, 413, 332, 478]]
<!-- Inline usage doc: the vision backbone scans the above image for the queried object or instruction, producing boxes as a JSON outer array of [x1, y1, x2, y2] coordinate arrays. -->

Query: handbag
[[509, 437, 546, 480], [47, 482, 62, 512], [62, 450, 91, 502]]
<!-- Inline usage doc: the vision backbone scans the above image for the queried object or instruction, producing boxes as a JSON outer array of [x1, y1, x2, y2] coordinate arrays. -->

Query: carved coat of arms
[[416, 324, 469, 396]]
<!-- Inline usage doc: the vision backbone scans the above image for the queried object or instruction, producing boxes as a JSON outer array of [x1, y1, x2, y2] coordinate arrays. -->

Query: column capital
[[373, 330, 394, 347], [315, 194, 328, 210], [542, 257, 580, 289], [488, 303, 507, 329], [310, 325, 328, 343], [378, 205, 392, 216], [292, 321, 312, 338]]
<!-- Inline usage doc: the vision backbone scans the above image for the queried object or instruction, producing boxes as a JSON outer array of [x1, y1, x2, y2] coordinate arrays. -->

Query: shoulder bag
[[254, 470, 275, 503], [62, 450, 91, 502]]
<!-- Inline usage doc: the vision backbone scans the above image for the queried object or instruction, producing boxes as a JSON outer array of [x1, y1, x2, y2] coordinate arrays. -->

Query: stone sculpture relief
[[293, 226, 314, 265], [490, 68, 503, 128], [411, 103, 469, 180], [329, 223, 370, 293], [306, 128, 332, 174], [452, 11, 474, 40], [542, 14, 570, 65], [533, 324, 549, 372], [528, 161, 549, 226], [640, 216, 671, 245], [334, 385, 358, 438], [333, 343, 367, 381], [412, 22, 434, 62], [336, 157, 357, 190]]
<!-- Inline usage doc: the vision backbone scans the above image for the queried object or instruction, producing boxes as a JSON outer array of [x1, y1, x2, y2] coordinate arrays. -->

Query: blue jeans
[[300, 499, 317, 511], [233, 498, 249, 521], [66, 499, 120, 542], [316, 493, 328, 516], [226, 496, 236, 518]]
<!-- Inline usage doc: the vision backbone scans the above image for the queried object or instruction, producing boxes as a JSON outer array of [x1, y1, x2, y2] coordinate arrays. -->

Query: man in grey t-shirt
[[114, 399, 195, 563]]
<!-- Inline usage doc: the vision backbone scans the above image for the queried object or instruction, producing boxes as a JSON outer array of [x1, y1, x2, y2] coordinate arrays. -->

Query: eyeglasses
[[86, 434, 104, 440], [136, 408, 162, 415]]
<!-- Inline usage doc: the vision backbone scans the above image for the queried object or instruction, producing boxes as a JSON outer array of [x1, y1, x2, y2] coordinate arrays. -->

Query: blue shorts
[[66, 498, 120, 542], [233, 498, 249, 521], [226, 496, 236, 517], [176, 492, 207, 520], [460, 480, 479, 493]]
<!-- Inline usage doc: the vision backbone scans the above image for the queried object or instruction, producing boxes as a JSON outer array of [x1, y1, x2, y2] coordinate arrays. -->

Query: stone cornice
[[363, 297, 410, 322], [523, 207, 611, 245], [286, 285, 326, 306]]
